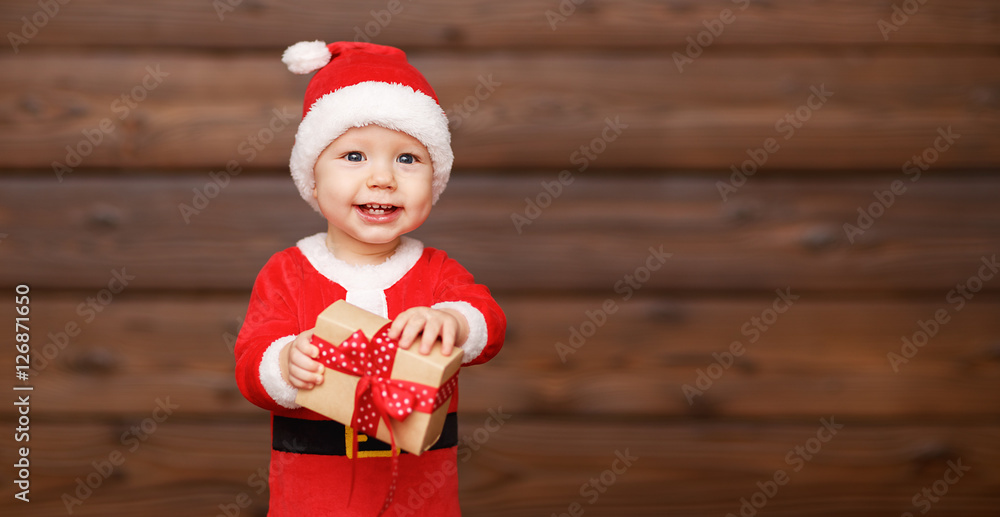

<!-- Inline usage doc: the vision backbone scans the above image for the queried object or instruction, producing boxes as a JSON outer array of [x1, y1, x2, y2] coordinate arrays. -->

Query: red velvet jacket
[[235, 234, 505, 516]]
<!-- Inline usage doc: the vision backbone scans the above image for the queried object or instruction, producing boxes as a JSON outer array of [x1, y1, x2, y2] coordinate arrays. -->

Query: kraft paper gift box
[[296, 300, 463, 455]]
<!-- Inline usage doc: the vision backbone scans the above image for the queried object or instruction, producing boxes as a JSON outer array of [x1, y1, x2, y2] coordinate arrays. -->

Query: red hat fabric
[[282, 41, 453, 211]]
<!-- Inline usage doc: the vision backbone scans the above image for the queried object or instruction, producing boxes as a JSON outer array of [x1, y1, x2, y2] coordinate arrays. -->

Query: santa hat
[[282, 41, 453, 212]]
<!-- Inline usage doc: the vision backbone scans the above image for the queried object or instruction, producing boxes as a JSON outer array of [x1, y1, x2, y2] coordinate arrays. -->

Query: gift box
[[296, 300, 463, 455]]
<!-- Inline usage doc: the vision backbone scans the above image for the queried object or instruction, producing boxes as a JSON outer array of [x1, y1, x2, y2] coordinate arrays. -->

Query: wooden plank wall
[[1, 1, 999, 515]]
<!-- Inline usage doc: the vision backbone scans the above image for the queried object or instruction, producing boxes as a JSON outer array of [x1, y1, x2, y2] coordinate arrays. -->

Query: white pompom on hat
[[282, 41, 453, 212]]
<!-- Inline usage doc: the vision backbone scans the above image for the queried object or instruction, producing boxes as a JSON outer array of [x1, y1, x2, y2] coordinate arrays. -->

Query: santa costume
[[234, 41, 506, 516]]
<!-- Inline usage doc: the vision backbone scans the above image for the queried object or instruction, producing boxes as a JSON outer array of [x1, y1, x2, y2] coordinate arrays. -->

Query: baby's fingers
[[294, 330, 318, 355], [388, 312, 413, 341], [290, 351, 323, 387], [437, 321, 456, 357], [290, 367, 323, 389], [397, 316, 427, 351], [418, 318, 444, 355]]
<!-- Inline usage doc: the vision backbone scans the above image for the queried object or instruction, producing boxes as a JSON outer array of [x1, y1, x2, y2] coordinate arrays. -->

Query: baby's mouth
[[357, 203, 399, 215]]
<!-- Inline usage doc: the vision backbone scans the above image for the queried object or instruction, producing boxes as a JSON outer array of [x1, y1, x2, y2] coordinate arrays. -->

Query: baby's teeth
[[360, 203, 394, 215]]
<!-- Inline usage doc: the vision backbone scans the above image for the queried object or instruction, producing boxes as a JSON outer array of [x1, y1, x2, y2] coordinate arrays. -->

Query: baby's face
[[313, 124, 434, 250]]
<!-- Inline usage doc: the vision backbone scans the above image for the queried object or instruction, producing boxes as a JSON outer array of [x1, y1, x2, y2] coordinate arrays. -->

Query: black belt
[[272, 412, 458, 456]]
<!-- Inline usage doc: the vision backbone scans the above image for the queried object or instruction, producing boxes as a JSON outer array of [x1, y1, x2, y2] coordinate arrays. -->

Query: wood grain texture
[[2, 3, 998, 515], [1, 419, 997, 516], [1, 174, 998, 292], [5, 294, 997, 418], [1, 0, 998, 49], [1, 53, 998, 170]]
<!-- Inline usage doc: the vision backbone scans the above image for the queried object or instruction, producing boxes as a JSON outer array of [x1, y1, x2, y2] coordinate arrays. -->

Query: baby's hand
[[281, 329, 324, 390], [389, 307, 469, 356]]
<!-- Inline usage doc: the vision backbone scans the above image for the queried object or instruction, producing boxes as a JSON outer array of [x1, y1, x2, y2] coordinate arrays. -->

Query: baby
[[234, 41, 506, 516]]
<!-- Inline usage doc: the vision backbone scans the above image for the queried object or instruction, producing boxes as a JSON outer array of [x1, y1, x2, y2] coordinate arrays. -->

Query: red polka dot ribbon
[[311, 323, 459, 515]]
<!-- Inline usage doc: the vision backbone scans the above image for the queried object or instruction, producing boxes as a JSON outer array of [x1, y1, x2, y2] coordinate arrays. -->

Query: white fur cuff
[[433, 301, 488, 364], [259, 335, 301, 409]]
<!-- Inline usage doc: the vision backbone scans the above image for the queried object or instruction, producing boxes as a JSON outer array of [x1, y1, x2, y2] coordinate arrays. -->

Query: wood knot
[[644, 301, 685, 324], [909, 442, 960, 474], [215, 383, 244, 404], [20, 95, 44, 115], [69, 347, 119, 375], [88, 205, 121, 230], [800, 225, 839, 252], [723, 202, 760, 224], [441, 25, 465, 45]]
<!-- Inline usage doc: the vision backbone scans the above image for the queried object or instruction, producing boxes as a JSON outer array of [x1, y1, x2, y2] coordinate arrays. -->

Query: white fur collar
[[296, 233, 425, 291]]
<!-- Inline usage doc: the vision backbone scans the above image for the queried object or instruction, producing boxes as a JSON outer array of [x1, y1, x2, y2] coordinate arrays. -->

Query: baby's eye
[[345, 152, 363, 162], [397, 153, 416, 165]]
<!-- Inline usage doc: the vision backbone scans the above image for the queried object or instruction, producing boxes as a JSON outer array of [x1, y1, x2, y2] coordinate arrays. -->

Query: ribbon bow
[[312, 323, 457, 515]]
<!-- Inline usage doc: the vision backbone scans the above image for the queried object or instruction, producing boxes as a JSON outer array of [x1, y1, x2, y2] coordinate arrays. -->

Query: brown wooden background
[[2, 1, 999, 516]]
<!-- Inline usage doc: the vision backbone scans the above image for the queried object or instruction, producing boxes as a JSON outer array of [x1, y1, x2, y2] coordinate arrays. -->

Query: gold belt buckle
[[345, 425, 399, 458]]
